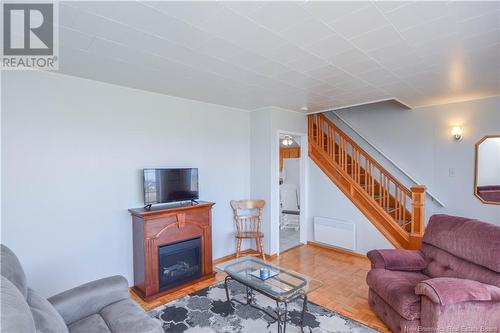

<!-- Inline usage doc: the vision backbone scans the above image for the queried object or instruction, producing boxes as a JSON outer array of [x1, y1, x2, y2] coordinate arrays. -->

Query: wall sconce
[[451, 127, 463, 141]]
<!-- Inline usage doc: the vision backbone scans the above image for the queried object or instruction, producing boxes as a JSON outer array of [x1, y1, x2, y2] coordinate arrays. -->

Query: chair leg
[[236, 238, 242, 258], [258, 238, 266, 261]]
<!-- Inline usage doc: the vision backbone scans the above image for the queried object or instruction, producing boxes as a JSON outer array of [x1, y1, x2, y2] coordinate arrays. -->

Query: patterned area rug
[[148, 280, 378, 333]]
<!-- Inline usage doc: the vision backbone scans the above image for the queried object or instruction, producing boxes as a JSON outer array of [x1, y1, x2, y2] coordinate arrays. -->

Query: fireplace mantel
[[129, 201, 215, 301]]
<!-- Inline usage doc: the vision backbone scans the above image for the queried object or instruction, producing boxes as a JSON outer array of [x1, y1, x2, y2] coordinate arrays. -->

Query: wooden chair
[[230, 200, 266, 260]]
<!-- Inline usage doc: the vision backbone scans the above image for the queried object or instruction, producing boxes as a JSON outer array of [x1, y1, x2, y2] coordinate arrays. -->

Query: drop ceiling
[[56, 1, 500, 112]]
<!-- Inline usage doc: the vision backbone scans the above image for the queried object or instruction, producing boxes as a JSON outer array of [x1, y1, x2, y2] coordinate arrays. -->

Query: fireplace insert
[[158, 237, 202, 291]]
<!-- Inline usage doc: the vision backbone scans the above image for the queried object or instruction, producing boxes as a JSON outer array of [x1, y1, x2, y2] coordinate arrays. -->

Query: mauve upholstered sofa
[[0, 244, 163, 333], [366, 214, 500, 333]]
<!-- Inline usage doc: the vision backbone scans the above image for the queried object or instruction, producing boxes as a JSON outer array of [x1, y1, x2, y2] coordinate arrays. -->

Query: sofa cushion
[[1, 276, 36, 333], [367, 268, 429, 320], [68, 314, 110, 333], [422, 243, 500, 288], [100, 299, 163, 333], [423, 215, 500, 273], [1, 244, 28, 298], [27, 288, 68, 333]]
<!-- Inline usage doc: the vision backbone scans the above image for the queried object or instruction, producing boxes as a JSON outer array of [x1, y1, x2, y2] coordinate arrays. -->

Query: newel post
[[410, 185, 426, 236]]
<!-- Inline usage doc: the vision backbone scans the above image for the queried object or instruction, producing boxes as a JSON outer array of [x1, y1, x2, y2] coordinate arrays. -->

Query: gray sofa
[[1, 244, 163, 333]]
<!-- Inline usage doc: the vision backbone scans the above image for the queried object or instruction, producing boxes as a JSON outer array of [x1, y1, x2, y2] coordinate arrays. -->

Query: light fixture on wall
[[282, 135, 293, 146], [451, 126, 463, 141]]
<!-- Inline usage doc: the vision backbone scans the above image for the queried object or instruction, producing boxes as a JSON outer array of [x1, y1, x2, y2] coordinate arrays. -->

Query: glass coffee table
[[216, 256, 322, 333]]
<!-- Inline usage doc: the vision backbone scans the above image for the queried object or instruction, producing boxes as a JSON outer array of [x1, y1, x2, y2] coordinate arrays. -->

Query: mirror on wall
[[474, 135, 500, 204]]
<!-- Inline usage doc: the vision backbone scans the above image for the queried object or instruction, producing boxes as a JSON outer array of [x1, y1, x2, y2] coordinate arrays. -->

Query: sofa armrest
[[367, 249, 426, 271], [415, 277, 500, 306], [48, 275, 130, 325]]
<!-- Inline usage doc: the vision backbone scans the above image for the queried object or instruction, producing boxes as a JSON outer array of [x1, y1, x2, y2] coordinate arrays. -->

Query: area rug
[[148, 280, 379, 333]]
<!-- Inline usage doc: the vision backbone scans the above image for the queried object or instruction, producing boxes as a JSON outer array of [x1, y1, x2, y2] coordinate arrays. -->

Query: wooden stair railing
[[308, 113, 425, 249]]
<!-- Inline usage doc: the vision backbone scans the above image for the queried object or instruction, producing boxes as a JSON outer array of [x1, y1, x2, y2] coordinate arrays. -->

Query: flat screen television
[[143, 168, 199, 206]]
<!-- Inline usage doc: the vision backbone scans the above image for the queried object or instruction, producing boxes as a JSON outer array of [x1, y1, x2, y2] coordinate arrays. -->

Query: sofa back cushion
[[27, 288, 69, 333], [421, 243, 500, 288], [422, 215, 500, 273], [1, 276, 36, 333], [0, 244, 28, 298]]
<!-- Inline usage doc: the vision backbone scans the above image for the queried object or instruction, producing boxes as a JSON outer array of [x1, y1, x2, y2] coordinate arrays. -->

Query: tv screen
[[143, 168, 199, 205]]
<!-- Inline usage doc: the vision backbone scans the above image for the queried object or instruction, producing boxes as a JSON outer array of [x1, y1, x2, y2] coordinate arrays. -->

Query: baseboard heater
[[313, 217, 356, 251]]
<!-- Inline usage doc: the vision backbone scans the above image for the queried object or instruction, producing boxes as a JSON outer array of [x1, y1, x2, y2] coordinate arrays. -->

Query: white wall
[[308, 162, 393, 254], [1, 71, 251, 297], [477, 138, 500, 186], [335, 96, 500, 225]]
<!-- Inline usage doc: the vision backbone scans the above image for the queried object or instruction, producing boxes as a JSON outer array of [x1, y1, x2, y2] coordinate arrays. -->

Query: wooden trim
[[474, 135, 500, 205], [279, 243, 305, 255], [213, 249, 277, 265], [307, 241, 367, 259]]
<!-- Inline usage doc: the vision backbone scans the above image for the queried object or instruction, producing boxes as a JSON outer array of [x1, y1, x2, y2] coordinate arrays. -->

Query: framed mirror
[[474, 135, 500, 204]]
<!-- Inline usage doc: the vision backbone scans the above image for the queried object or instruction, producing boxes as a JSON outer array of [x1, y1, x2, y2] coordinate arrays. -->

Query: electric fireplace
[[158, 237, 201, 291]]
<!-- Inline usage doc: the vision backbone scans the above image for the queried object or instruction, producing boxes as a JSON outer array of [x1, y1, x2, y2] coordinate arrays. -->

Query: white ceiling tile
[[265, 43, 311, 64], [399, 15, 458, 46], [373, 1, 413, 14], [448, 1, 500, 22], [329, 48, 371, 65], [144, 1, 224, 27], [367, 40, 415, 63], [220, 1, 267, 17], [226, 50, 269, 70], [306, 65, 349, 80], [248, 2, 310, 32], [463, 29, 500, 51], [59, 3, 80, 27], [306, 34, 352, 59], [328, 4, 389, 39], [252, 60, 292, 77], [337, 58, 381, 76], [279, 18, 334, 47], [194, 37, 244, 61], [358, 68, 402, 86], [301, 1, 370, 23], [287, 55, 328, 73], [59, 26, 94, 51], [274, 71, 319, 88], [459, 11, 500, 37], [385, 1, 449, 31], [349, 25, 403, 51], [75, 0, 212, 49], [229, 26, 286, 54]]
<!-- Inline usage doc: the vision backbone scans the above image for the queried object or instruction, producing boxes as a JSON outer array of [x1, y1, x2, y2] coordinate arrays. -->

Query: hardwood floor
[[131, 244, 389, 332]]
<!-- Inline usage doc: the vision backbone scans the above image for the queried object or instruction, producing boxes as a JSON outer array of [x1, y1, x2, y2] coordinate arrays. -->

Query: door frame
[[271, 130, 308, 255]]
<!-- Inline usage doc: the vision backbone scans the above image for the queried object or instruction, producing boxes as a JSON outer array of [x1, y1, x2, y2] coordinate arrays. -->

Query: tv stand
[[191, 199, 199, 205], [143, 204, 152, 210]]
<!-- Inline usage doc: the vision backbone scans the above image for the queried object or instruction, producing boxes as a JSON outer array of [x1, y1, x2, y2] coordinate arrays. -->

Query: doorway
[[278, 134, 302, 252]]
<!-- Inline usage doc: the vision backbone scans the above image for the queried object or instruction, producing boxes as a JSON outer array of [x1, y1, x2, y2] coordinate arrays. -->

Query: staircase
[[308, 113, 425, 249]]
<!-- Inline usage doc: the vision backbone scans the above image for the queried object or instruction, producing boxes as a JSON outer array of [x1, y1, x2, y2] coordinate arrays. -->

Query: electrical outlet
[[448, 168, 456, 178]]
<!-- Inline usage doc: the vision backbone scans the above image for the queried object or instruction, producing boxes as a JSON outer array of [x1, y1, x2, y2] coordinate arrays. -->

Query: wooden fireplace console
[[128, 201, 215, 301]]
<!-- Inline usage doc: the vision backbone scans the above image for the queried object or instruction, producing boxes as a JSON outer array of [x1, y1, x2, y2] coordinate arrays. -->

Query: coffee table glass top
[[216, 256, 322, 301]]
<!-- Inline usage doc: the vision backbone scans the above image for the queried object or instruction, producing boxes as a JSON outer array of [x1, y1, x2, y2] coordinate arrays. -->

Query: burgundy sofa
[[366, 214, 500, 333]]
